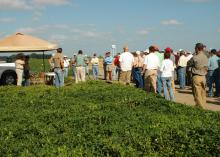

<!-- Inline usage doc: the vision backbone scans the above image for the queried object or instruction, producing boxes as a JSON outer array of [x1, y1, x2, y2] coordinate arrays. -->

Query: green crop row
[[0, 81, 220, 156]]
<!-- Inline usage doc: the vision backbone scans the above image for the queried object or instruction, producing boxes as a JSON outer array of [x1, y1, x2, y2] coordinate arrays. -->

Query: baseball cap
[[165, 47, 172, 53], [136, 51, 141, 55]]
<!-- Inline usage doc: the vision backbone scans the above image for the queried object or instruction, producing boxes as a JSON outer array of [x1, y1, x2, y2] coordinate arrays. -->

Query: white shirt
[[160, 59, 174, 77], [178, 55, 188, 67], [64, 59, 70, 68], [144, 53, 160, 70], [119, 52, 134, 71], [91, 57, 99, 65], [186, 54, 193, 62]]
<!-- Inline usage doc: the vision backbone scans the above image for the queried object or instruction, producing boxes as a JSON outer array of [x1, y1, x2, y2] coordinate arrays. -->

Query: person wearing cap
[[73, 50, 87, 83], [187, 43, 208, 108], [119, 46, 134, 85], [160, 51, 175, 101], [142, 46, 160, 93], [91, 53, 99, 80], [207, 49, 219, 97], [15, 53, 25, 86], [104, 52, 113, 81], [63, 56, 70, 78], [165, 47, 176, 93], [177, 50, 188, 89], [51, 48, 65, 87], [133, 51, 144, 88]]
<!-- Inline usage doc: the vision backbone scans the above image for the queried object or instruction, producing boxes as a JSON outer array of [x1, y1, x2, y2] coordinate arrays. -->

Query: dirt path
[[174, 86, 220, 112]]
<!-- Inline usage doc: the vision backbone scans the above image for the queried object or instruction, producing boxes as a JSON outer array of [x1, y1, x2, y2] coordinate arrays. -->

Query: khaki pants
[[144, 70, 157, 93], [16, 69, 23, 86], [192, 75, 206, 108], [76, 66, 85, 83], [120, 71, 131, 85]]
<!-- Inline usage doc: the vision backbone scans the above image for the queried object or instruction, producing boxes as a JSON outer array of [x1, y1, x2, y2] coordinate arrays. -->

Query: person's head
[[106, 52, 111, 57], [210, 49, 217, 56], [16, 53, 24, 60], [195, 43, 204, 53], [123, 46, 129, 52], [153, 45, 159, 51], [25, 55, 30, 61], [164, 52, 171, 59], [149, 46, 156, 53], [64, 56, 68, 59], [93, 53, 97, 57], [180, 50, 185, 56], [57, 48, 62, 53], [217, 50, 220, 57], [78, 50, 83, 55]]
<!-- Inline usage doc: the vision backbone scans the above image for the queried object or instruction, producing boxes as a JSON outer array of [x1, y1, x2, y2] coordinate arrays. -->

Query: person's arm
[[142, 57, 147, 74], [187, 57, 194, 67]]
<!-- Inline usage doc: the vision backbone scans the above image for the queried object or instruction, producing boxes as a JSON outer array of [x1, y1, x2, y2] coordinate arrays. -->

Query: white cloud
[[0, 18, 16, 23], [0, 0, 71, 10], [16, 24, 70, 34], [137, 28, 152, 35], [183, 0, 212, 3], [71, 29, 104, 38], [32, 0, 70, 6], [0, 0, 31, 10], [161, 19, 182, 26], [49, 34, 68, 44]]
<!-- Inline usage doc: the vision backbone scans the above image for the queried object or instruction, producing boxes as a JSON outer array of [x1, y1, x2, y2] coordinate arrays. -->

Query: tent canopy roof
[[0, 33, 58, 52]]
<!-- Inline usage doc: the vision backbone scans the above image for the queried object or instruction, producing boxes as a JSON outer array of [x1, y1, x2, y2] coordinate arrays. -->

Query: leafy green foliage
[[0, 81, 220, 156]]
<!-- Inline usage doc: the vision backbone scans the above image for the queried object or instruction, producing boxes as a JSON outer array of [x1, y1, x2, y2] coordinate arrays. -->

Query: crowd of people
[[15, 42, 219, 109]]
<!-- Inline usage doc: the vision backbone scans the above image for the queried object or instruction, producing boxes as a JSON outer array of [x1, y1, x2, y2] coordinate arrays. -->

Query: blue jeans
[[157, 73, 163, 95], [178, 67, 186, 89], [133, 68, 144, 88], [92, 65, 99, 79], [54, 68, 64, 87], [215, 68, 220, 96], [72, 65, 76, 78], [208, 70, 216, 96], [162, 77, 175, 101]]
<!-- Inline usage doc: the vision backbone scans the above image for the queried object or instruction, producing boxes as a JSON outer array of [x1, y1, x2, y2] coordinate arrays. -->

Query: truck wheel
[[1, 71, 17, 85]]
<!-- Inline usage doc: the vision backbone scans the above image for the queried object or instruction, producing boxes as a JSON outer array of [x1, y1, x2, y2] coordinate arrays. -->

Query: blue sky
[[0, 0, 220, 56]]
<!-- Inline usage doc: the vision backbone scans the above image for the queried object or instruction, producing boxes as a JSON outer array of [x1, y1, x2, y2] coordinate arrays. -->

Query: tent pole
[[43, 51, 45, 72]]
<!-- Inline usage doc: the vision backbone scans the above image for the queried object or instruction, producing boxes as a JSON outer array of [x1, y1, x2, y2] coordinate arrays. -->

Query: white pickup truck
[[0, 62, 17, 85]]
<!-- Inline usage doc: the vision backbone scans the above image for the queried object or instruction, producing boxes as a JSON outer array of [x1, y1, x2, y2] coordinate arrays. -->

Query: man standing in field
[[119, 46, 134, 85], [74, 50, 87, 83], [187, 43, 208, 108], [142, 46, 160, 93], [51, 48, 64, 87]]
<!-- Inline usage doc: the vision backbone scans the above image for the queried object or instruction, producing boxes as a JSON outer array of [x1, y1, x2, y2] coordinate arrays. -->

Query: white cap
[[64, 55, 68, 58], [144, 49, 149, 53], [136, 51, 141, 55]]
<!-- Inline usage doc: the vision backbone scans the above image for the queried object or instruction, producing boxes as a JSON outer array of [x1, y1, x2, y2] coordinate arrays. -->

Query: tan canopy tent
[[0, 33, 58, 52], [0, 33, 58, 71]]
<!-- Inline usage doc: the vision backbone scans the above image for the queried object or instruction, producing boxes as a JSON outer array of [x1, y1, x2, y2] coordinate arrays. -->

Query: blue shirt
[[208, 55, 218, 71], [104, 56, 113, 65]]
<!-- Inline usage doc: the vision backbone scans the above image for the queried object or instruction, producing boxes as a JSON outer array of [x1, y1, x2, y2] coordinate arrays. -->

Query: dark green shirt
[[76, 54, 86, 67]]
